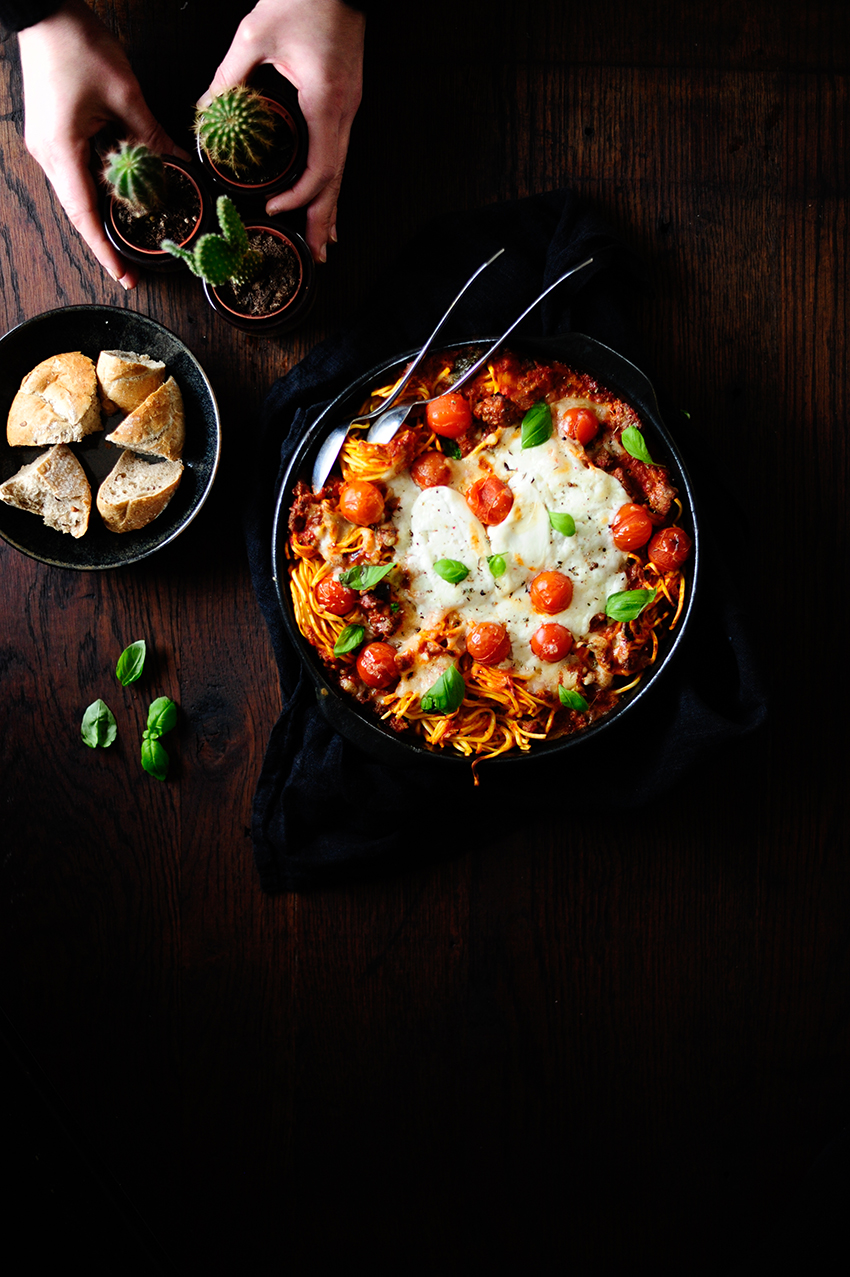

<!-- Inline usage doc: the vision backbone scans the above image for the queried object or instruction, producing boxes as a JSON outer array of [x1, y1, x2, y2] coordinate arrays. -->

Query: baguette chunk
[[96, 350, 166, 415], [0, 443, 91, 537], [96, 450, 183, 533], [105, 376, 185, 460], [7, 352, 101, 446]]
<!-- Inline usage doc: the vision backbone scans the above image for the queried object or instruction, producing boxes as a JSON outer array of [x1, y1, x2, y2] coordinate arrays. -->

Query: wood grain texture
[[1, 1, 848, 1270]]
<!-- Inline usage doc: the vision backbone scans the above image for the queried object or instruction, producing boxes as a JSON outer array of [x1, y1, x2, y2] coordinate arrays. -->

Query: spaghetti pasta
[[286, 346, 692, 762]]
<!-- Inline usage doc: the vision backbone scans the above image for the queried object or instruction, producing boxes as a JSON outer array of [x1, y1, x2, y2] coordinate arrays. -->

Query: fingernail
[[196, 93, 212, 110], [318, 243, 327, 263], [118, 274, 133, 291], [329, 226, 338, 244], [107, 268, 119, 281]]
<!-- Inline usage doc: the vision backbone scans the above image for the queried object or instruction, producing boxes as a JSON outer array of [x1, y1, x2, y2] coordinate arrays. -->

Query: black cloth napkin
[[243, 190, 768, 893]]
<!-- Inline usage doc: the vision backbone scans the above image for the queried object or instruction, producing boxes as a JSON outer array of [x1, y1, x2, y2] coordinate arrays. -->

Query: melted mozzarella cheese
[[386, 424, 632, 693]]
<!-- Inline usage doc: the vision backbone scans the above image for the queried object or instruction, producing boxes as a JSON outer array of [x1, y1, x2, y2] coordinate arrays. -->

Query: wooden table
[[1, 2, 847, 1269]]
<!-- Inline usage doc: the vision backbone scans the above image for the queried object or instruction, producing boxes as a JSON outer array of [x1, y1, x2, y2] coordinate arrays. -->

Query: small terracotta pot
[[203, 220, 315, 335], [103, 156, 213, 273], [195, 81, 308, 208]]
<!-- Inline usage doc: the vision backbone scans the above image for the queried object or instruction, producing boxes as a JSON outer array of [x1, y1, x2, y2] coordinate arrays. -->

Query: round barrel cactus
[[103, 142, 167, 214], [195, 85, 277, 176]]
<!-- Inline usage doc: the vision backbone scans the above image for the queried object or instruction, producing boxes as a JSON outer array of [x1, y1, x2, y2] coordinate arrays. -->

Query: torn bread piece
[[96, 450, 183, 533], [7, 352, 101, 446], [105, 375, 185, 460], [0, 443, 91, 537], [96, 350, 166, 415]]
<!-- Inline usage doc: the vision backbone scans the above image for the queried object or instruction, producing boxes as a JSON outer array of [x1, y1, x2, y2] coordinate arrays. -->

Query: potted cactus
[[102, 141, 212, 272], [162, 195, 315, 334], [194, 81, 308, 205]]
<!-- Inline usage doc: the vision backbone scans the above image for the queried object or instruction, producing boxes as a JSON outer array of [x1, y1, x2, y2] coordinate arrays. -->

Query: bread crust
[[96, 450, 183, 533], [0, 443, 92, 537], [96, 350, 167, 415], [7, 352, 102, 446], [104, 376, 185, 460]]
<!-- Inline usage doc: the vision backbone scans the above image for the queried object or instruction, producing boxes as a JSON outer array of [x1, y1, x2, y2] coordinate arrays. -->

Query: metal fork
[[310, 248, 505, 491], [365, 255, 595, 444]]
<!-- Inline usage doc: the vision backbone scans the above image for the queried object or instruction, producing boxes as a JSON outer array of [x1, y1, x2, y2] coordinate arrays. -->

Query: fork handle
[[420, 256, 595, 404], [351, 247, 506, 423]]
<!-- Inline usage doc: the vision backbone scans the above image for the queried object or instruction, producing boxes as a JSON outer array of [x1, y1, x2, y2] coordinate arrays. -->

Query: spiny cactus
[[195, 85, 277, 176], [161, 195, 262, 286], [103, 142, 167, 214]]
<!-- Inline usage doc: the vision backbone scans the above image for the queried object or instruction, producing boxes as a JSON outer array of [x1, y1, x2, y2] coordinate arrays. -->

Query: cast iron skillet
[[271, 332, 700, 770]]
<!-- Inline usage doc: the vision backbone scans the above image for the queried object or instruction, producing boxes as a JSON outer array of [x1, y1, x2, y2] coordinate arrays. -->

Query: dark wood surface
[[1, 2, 847, 1270]]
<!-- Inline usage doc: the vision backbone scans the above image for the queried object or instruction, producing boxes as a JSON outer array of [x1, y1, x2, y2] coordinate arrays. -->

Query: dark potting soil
[[209, 109, 296, 186], [217, 231, 301, 317], [111, 169, 201, 250]]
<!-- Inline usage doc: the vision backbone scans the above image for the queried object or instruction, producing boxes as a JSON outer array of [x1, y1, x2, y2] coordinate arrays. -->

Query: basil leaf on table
[[333, 624, 365, 656], [433, 558, 470, 584], [621, 426, 656, 466], [487, 554, 507, 578], [338, 563, 395, 591], [442, 439, 462, 460], [146, 696, 177, 737], [606, 588, 657, 622], [520, 401, 553, 449], [141, 734, 170, 782], [420, 665, 465, 715], [548, 510, 576, 536], [558, 686, 589, 712], [81, 699, 117, 749], [115, 640, 146, 686]]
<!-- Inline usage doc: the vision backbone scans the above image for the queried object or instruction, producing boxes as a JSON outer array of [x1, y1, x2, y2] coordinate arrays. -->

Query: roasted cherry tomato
[[426, 392, 472, 438], [466, 621, 511, 666], [648, 526, 693, 571], [611, 502, 654, 551], [315, 577, 357, 616], [338, 480, 385, 526], [356, 642, 399, 688], [410, 450, 452, 489], [529, 570, 573, 614], [466, 475, 514, 525], [562, 406, 600, 445], [530, 623, 573, 662]]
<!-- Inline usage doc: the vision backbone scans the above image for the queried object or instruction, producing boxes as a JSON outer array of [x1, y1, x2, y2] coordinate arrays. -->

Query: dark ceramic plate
[[272, 332, 700, 769], [0, 306, 220, 570]]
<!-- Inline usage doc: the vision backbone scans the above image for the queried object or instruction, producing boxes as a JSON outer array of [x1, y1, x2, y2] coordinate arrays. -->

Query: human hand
[[17, 0, 183, 289], [199, 0, 366, 263]]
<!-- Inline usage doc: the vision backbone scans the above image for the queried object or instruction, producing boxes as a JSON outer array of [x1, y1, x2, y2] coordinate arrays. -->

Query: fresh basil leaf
[[442, 439, 462, 459], [548, 510, 576, 536], [338, 563, 395, 590], [520, 401, 553, 449], [115, 639, 146, 686], [141, 735, 169, 781], [487, 554, 507, 578], [433, 558, 469, 584], [333, 623, 365, 656], [146, 696, 177, 738], [558, 686, 589, 712], [420, 664, 465, 715], [621, 426, 656, 466], [605, 587, 657, 622], [81, 699, 117, 749]]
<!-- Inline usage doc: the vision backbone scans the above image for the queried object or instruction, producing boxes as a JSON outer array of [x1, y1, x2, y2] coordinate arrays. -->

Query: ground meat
[[471, 394, 522, 428], [359, 591, 401, 637], [619, 455, 677, 518], [288, 480, 324, 540], [385, 428, 421, 475]]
